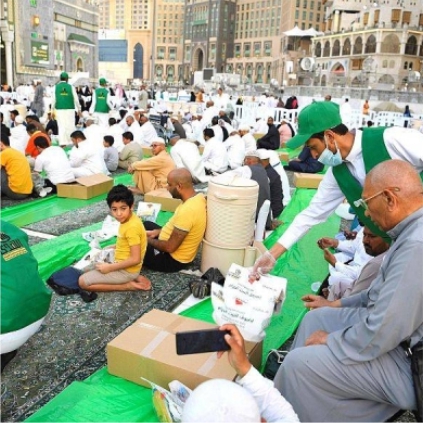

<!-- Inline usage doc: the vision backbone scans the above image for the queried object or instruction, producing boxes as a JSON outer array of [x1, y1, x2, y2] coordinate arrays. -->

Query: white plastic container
[[205, 174, 258, 248]]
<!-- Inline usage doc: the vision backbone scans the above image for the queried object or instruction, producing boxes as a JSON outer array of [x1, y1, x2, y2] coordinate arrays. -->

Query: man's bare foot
[[129, 275, 152, 291], [127, 186, 144, 195]]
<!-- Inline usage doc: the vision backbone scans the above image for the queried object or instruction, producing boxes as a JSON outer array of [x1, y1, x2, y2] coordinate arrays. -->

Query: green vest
[[55, 82, 75, 110], [332, 127, 423, 240], [94, 87, 110, 113], [1, 220, 51, 334]]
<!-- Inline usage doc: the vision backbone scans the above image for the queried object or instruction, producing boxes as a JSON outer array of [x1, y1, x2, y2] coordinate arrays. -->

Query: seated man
[[182, 324, 299, 422], [33, 136, 75, 193], [143, 168, 206, 273], [316, 225, 390, 300], [225, 131, 246, 170], [169, 134, 207, 183], [118, 131, 143, 170], [274, 160, 423, 422], [202, 128, 229, 174], [68, 130, 109, 177], [1, 220, 52, 372], [284, 145, 324, 174], [79, 185, 151, 292], [128, 137, 176, 195], [25, 123, 51, 167], [139, 114, 158, 147], [238, 124, 257, 152], [0, 133, 33, 200], [256, 117, 279, 150], [257, 149, 284, 222]]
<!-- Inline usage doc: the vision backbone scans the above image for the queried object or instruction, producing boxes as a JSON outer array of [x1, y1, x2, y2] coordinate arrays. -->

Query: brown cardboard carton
[[56, 174, 113, 199], [142, 147, 153, 157], [144, 189, 182, 212], [253, 133, 265, 141], [107, 309, 263, 390], [293, 172, 324, 189], [279, 152, 290, 163]]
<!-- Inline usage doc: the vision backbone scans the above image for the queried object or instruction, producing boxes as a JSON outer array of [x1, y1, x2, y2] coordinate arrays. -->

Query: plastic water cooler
[[200, 174, 259, 274]]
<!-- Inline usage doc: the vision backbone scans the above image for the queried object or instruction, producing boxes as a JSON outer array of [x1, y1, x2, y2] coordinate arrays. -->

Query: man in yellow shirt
[[128, 137, 175, 195], [0, 133, 33, 200], [143, 168, 207, 272], [78, 185, 151, 292]]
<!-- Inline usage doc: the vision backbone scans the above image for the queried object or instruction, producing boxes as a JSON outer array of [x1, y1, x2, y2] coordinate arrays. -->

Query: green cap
[[286, 101, 342, 149], [99, 78, 107, 85], [60, 72, 69, 80]]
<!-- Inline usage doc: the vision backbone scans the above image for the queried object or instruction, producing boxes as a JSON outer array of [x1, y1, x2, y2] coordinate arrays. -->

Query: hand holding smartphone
[[176, 328, 231, 355]]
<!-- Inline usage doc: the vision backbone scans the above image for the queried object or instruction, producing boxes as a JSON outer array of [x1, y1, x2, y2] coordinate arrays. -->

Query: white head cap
[[257, 149, 271, 160], [244, 150, 260, 158], [239, 124, 250, 132], [151, 137, 166, 145], [15, 115, 24, 124], [182, 379, 260, 423]]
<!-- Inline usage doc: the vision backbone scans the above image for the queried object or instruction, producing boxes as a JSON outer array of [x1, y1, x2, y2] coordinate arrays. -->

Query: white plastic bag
[[212, 263, 287, 342], [82, 215, 119, 243]]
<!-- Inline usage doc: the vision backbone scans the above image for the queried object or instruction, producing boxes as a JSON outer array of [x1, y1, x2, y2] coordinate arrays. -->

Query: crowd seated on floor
[[2, 78, 423, 421]]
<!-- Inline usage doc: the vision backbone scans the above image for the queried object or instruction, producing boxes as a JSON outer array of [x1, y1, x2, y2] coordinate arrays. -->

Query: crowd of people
[[1, 75, 423, 422]]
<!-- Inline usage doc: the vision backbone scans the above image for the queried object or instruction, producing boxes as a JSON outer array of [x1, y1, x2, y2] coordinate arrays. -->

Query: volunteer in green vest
[[90, 78, 114, 128], [251, 101, 423, 278], [1, 220, 52, 372], [51, 72, 81, 147]]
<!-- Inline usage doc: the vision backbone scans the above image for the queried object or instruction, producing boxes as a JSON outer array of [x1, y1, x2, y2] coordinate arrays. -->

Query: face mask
[[318, 137, 343, 166]]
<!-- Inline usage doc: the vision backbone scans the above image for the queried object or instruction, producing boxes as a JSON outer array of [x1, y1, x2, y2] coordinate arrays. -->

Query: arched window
[[246, 64, 253, 83], [405, 36, 418, 55], [133, 43, 144, 79], [323, 41, 330, 57], [332, 40, 340, 56], [353, 37, 363, 54], [156, 65, 163, 78], [315, 42, 322, 57], [76, 58, 83, 72], [404, 61, 408, 70], [256, 64, 263, 83], [420, 41, 423, 57], [342, 38, 351, 55], [167, 65, 175, 82], [266, 64, 271, 82], [381, 34, 400, 54], [365, 35, 376, 54]]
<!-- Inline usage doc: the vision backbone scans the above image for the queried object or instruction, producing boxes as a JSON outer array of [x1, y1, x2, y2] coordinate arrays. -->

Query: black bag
[[189, 267, 225, 299], [263, 349, 288, 380], [401, 339, 423, 421], [47, 267, 97, 303]]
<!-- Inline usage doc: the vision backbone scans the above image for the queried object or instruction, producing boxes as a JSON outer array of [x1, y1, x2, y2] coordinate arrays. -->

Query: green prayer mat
[[26, 187, 340, 422]]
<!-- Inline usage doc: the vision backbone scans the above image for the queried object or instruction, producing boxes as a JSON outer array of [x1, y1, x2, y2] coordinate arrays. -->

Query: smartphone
[[175, 328, 230, 355]]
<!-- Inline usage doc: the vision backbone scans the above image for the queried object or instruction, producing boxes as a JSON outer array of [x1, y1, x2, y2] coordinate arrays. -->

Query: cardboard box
[[144, 189, 182, 212], [142, 147, 153, 157], [137, 201, 162, 223], [279, 152, 290, 163], [56, 174, 113, 199], [293, 172, 324, 189], [253, 133, 265, 140], [107, 309, 263, 390]]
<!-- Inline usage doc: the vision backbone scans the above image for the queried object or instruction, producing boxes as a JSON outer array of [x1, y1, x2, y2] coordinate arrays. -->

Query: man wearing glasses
[[274, 160, 423, 421], [128, 137, 175, 195], [251, 101, 423, 279]]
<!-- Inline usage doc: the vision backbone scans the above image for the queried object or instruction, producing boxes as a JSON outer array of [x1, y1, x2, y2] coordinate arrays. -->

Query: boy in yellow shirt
[[78, 185, 151, 292]]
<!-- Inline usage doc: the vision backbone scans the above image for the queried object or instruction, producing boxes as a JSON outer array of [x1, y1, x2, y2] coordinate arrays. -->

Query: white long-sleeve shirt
[[225, 134, 245, 169], [202, 137, 229, 173], [170, 140, 207, 183], [278, 127, 423, 250], [68, 140, 109, 175], [242, 132, 257, 152], [236, 366, 299, 422], [139, 121, 158, 147]]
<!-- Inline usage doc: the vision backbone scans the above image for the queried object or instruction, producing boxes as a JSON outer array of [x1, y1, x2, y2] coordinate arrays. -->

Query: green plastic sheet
[[26, 187, 340, 422], [1, 174, 133, 227]]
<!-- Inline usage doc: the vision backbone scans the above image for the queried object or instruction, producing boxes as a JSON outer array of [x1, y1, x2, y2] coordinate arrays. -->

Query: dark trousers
[[143, 221, 191, 273]]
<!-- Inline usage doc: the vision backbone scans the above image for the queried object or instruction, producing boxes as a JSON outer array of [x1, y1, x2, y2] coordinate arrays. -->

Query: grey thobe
[[274, 207, 423, 422]]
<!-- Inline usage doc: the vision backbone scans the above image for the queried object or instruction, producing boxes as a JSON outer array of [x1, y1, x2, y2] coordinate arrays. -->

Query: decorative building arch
[[321, 74, 327, 86], [323, 41, 330, 57], [351, 76, 361, 87], [76, 57, 83, 72], [332, 40, 341, 56], [331, 63, 345, 76], [256, 64, 263, 83], [381, 34, 400, 54], [155, 65, 164, 79], [342, 38, 351, 55], [193, 48, 205, 71], [420, 41, 423, 57], [133, 43, 144, 79], [266, 64, 271, 82], [315, 42, 322, 57], [405, 35, 418, 55], [246, 64, 253, 83], [365, 35, 376, 54], [378, 74, 395, 85], [167, 65, 175, 82], [353, 37, 363, 54]]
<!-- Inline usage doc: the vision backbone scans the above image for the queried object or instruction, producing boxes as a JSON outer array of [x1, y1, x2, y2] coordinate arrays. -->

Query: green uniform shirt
[[94, 87, 111, 113], [1, 220, 51, 334], [55, 82, 76, 110]]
